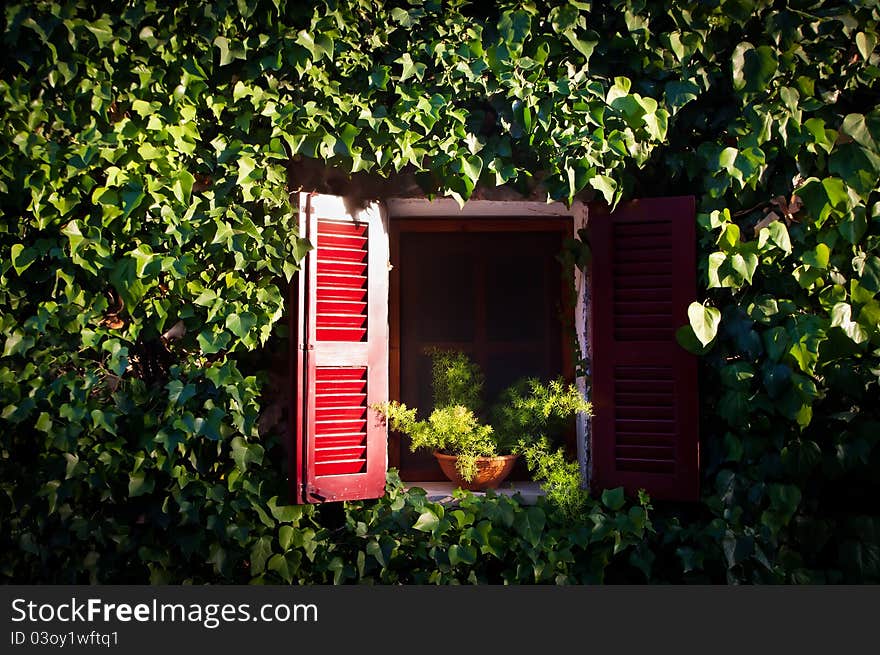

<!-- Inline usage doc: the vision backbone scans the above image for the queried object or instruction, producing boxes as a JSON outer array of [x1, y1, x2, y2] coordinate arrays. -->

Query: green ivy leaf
[[822, 177, 850, 210], [208, 543, 228, 577], [829, 143, 880, 196], [856, 32, 877, 61], [296, 30, 333, 61], [250, 536, 273, 575], [128, 472, 155, 498], [675, 325, 712, 355], [110, 258, 149, 309], [85, 19, 114, 48], [730, 251, 758, 285], [707, 251, 726, 288], [722, 532, 754, 568], [390, 7, 417, 27], [788, 317, 826, 376], [278, 525, 295, 551], [10, 244, 37, 275], [497, 10, 531, 53], [2, 330, 34, 357], [731, 42, 752, 91], [231, 437, 264, 472], [858, 300, 880, 339], [214, 36, 236, 66], [121, 184, 146, 219], [131, 99, 155, 117], [781, 440, 822, 476], [225, 312, 257, 339], [396, 53, 426, 82], [687, 302, 721, 346], [763, 326, 790, 362], [838, 208, 867, 245], [564, 29, 598, 60], [35, 412, 53, 433], [733, 43, 777, 93], [718, 218, 742, 247], [859, 255, 880, 293], [549, 4, 579, 33], [841, 114, 878, 153], [831, 303, 869, 344], [461, 155, 483, 184], [413, 509, 439, 532], [803, 243, 830, 269], [757, 221, 792, 254], [130, 244, 157, 278], [236, 155, 258, 185], [761, 484, 802, 534], [267, 553, 293, 583], [589, 174, 616, 205], [601, 487, 626, 511], [268, 496, 304, 523], [107, 346, 129, 376], [197, 329, 231, 355], [171, 170, 195, 205], [514, 506, 546, 547], [369, 66, 390, 90], [665, 80, 699, 111], [448, 543, 478, 567]]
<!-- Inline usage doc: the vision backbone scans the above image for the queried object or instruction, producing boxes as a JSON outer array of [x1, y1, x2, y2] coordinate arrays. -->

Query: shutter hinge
[[306, 484, 326, 502]]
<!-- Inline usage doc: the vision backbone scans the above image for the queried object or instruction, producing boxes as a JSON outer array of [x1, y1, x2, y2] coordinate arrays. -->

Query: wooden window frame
[[385, 198, 589, 479]]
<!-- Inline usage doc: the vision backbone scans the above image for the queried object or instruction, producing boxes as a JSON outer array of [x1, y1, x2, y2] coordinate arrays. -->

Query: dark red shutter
[[590, 196, 699, 501], [293, 193, 388, 503]]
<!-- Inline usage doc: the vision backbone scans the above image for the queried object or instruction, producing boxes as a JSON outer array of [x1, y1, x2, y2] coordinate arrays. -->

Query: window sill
[[405, 481, 545, 505]]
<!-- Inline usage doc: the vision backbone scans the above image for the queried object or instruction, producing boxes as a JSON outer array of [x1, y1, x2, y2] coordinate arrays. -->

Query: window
[[393, 221, 573, 480], [291, 193, 699, 503]]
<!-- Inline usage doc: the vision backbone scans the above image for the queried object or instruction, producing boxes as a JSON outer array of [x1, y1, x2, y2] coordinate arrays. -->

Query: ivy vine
[[1, 0, 878, 583]]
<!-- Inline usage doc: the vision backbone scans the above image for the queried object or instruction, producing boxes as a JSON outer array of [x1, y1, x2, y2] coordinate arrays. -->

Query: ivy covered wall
[[1, 0, 878, 583]]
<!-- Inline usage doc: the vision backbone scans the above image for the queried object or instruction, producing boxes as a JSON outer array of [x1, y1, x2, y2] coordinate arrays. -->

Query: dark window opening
[[393, 225, 572, 481]]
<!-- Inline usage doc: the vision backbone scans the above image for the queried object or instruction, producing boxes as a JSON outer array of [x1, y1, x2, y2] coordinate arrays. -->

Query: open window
[[290, 193, 699, 503], [389, 210, 577, 480]]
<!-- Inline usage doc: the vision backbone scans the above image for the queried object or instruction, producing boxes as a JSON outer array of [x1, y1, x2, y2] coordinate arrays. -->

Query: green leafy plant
[[491, 377, 592, 453], [427, 348, 485, 412], [315, 471, 653, 584], [518, 437, 590, 520], [375, 350, 591, 485], [374, 350, 494, 481], [486, 378, 592, 517], [375, 402, 497, 482]]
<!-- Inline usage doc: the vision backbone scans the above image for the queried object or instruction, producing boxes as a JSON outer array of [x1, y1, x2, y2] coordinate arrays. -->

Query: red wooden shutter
[[293, 193, 389, 503], [590, 196, 699, 501]]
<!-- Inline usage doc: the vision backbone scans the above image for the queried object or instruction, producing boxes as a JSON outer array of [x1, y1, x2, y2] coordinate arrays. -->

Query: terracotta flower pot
[[433, 451, 519, 491]]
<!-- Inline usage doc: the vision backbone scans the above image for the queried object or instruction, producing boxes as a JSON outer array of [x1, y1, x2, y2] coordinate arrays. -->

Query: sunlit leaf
[[688, 302, 721, 346]]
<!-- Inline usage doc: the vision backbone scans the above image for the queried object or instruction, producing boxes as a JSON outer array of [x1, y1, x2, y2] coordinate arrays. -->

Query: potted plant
[[374, 350, 591, 491], [374, 401, 517, 490]]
